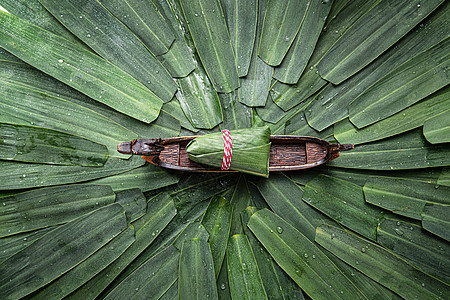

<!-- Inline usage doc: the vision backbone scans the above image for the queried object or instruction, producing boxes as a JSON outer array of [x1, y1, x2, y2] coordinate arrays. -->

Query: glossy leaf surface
[[258, 0, 308, 66], [179, 0, 239, 92], [0, 184, 115, 237], [225, 0, 258, 77], [201, 196, 232, 278], [349, 37, 450, 128], [0, 123, 107, 166], [0, 157, 144, 190], [422, 203, 450, 242], [363, 177, 450, 220], [178, 239, 218, 299], [227, 234, 268, 299], [0, 204, 127, 300], [273, 0, 332, 84], [318, 0, 445, 84], [248, 209, 366, 300], [423, 109, 450, 144], [334, 87, 450, 144], [303, 175, 384, 240], [40, 0, 177, 102], [316, 224, 450, 299], [0, 10, 163, 123], [99, 0, 175, 56], [329, 130, 450, 170], [377, 219, 450, 283], [104, 245, 179, 300]]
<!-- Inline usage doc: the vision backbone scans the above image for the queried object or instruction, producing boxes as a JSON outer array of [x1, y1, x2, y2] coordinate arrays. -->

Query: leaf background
[[0, 0, 449, 299]]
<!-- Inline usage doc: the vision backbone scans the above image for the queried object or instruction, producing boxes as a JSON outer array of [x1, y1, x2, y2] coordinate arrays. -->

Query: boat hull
[[120, 136, 353, 172]]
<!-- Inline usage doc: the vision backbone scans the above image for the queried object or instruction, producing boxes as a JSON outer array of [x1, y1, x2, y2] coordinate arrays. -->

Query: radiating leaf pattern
[[0, 0, 449, 299]]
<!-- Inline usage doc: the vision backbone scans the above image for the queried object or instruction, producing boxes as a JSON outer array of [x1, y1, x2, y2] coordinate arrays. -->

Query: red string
[[221, 129, 233, 170]]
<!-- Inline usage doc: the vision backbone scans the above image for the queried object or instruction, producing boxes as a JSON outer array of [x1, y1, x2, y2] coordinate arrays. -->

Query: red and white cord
[[221, 129, 233, 170]]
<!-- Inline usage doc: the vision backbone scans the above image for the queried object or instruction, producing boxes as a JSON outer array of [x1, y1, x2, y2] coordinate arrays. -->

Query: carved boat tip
[[117, 142, 132, 154]]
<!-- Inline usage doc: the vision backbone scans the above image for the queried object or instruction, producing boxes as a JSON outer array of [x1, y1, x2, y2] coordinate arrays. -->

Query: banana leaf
[[186, 127, 271, 177]]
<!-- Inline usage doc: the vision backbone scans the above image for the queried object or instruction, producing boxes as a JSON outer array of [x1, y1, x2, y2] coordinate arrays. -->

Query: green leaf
[[334, 86, 450, 144], [89, 164, 181, 192], [0, 156, 145, 190], [0, 77, 137, 159], [0, 184, 115, 237], [0, 60, 179, 144], [176, 71, 223, 129], [114, 188, 147, 222], [219, 91, 252, 130], [267, 97, 315, 135], [238, 0, 272, 107], [130, 110, 181, 139], [179, 0, 239, 92], [172, 222, 209, 251], [6, 59, 179, 139], [315, 224, 450, 299], [0, 48, 22, 63], [257, 173, 335, 241], [247, 209, 367, 300], [241, 208, 304, 300], [162, 99, 199, 132], [225, 0, 257, 77], [285, 111, 333, 139], [0, 123, 108, 166], [178, 239, 219, 299], [0, 10, 163, 123], [114, 208, 209, 288], [438, 167, 450, 186], [258, 0, 308, 66], [273, 0, 333, 84], [153, 0, 196, 77], [328, 129, 450, 170], [201, 196, 232, 279], [0, 203, 127, 300], [99, 0, 175, 56], [33, 226, 135, 300], [255, 94, 285, 124], [1, 0, 90, 49], [227, 234, 268, 299], [170, 173, 238, 218], [235, 0, 271, 104], [308, 4, 450, 131], [265, 175, 401, 299], [104, 245, 180, 300], [349, 37, 450, 128], [159, 281, 178, 300], [270, 0, 379, 110], [363, 177, 450, 220], [68, 193, 176, 299], [423, 109, 450, 144], [39, 0, 177, 102], [228, 175, 252, 235], [422, 203, 450, 242], [317, 0, 445, 84], [324, 248, 402, 300], [292, 166, 442, 187], [303, 175, 384, 240], [0, 227, 55, 262], [377, 219, 450, 283]]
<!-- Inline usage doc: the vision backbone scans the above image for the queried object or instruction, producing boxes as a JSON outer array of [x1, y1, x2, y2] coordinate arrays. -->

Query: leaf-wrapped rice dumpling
[[186, 127, 271, 177]]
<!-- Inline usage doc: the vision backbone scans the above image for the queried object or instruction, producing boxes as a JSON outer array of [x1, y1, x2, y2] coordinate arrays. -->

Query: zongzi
[[186, 127, 271, 177]]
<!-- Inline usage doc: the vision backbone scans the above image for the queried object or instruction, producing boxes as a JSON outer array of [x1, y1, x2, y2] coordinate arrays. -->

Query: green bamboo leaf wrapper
[[186, 127, 271, 177]]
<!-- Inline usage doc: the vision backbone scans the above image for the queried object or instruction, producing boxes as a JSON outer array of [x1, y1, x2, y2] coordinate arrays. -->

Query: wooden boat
[[117, 136, 353, 172]]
